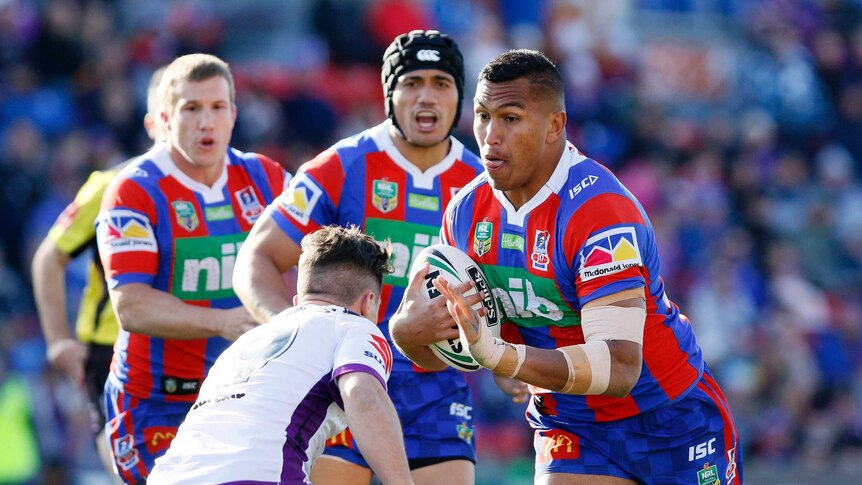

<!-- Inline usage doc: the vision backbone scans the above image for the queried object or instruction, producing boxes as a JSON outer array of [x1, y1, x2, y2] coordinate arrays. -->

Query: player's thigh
[[537, 472, 637, 485], [310, 455, 372, 485], [411, 458, 474, 485]]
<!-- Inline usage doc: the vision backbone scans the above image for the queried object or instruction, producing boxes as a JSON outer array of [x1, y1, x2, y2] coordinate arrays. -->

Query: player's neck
[[390, 131, 451, 172], [297, 296, 362, 315], [167, 146, 224, 187]]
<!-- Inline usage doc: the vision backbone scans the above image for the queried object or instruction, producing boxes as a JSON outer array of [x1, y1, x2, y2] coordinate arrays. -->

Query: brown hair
[[158, 53, 235, 113]]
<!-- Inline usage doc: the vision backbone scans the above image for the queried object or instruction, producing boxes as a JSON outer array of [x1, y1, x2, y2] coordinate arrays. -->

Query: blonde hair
[[157, 53, 235, 113]]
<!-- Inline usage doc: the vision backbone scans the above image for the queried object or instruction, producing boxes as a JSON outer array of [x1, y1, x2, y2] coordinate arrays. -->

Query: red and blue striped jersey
[[96, 144, 287, 402], [442, 142, 704, 422], [263, 121, 484, 373]]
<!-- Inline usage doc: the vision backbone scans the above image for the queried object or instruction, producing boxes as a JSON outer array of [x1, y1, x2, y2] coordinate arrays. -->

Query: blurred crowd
[[2, 0, 862, 483]]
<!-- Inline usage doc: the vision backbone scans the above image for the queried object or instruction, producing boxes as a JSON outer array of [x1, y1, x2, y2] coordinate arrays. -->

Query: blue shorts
[[323, 369, 476, 468], [102, 381, 192, 484], [528, 368, 742, 484]]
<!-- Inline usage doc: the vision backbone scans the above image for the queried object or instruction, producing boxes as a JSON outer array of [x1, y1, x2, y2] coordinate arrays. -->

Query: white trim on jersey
[[491, 141, 588, 227], [147, 144, 230, 204], [370, 120, 465, 190]]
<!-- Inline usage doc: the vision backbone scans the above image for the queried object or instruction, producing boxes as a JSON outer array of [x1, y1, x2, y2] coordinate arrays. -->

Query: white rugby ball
[[409, 244, 501, 372]]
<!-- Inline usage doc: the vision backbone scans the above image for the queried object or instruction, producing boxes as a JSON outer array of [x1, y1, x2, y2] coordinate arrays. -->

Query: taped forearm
[[556, 303, 646, 395]]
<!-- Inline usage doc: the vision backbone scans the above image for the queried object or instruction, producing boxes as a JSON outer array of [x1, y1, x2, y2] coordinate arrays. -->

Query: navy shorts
[[102, 381, 192, 484], [323, 369, 476, 468], [528, 368, 742, 484]]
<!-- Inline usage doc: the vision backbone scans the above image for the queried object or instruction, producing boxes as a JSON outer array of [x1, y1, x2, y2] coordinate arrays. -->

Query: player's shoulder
[[559, 145, 634, 208], [227, 147, 282, 171]]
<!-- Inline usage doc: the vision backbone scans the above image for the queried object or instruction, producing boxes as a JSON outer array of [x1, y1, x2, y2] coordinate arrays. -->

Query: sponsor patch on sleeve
[[578, 226, 642, 282], [96, 209, 157, 254], [277, 172, 322, 226]]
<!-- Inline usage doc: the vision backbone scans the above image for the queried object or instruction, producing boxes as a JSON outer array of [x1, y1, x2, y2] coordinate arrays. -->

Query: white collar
[[493, 142, 588, 226], [370, 120, 464, 190], [150, 145, 229, 204]]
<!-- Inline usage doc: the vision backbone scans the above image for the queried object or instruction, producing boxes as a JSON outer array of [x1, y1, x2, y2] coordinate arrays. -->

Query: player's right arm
[[233, 214, 301, 323], [98, 176, 257, 341], [32, 238, 86, 384], [32, 171, 111, 384], [108, 283, 256, 340], [338, 371, 413, 485]]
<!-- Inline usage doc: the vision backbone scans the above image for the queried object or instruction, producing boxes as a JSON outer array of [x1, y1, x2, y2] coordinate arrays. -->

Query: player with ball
[[394, 50, 743, 485]]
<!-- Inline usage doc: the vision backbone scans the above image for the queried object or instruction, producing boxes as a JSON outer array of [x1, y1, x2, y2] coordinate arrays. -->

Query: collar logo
[[473, 220, 493, 257], [234, 186, 264, 224], [172, 200, 199, 232], [531, 230, 550, 271], [372, 179, 398, 213], [416, 49, 440, 62]]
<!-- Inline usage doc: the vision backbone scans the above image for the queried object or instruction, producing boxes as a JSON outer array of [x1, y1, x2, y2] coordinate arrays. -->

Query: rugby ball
[[408, 244, 501, 372]]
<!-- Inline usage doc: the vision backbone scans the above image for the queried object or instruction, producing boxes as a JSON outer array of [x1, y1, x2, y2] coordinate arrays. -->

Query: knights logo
[[531, 229, 550, 271], [473, 220, 493, 257], [372, 179, 398, 213], [234, 186, 264, 224], [164, 377, 178, 394], [172, 201, 199, 232]]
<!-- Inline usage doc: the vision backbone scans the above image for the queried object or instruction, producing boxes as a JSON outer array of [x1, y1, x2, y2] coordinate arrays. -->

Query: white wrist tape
[[463, 317, 506, 368], [557, 348, 577, 393], [509, 344, 526, 378], [580, 304, 646, 345], [582, 340, 611, 395]]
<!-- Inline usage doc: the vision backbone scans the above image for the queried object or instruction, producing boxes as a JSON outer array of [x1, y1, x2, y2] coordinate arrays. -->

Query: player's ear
[[358, 289, 378, 320], [546, 110, 567, 145], [292, 294, 299, 307]]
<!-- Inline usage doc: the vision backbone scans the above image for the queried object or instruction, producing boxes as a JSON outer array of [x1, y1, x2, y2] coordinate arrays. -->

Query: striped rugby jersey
[[264, 120, 484, 373], [442, 142, 704, 422], [96, 143, 288, 402], [48, 165, 124, 346]]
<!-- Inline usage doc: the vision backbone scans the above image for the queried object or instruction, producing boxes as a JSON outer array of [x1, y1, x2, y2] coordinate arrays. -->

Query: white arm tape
[[580, 304, 646, 345], [509, 344, 526, 379], [582, 340, 611, 395]]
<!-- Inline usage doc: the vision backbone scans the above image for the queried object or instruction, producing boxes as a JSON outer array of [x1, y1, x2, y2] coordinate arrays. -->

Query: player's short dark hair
[[297, 225, 392, 306], [478, 49, 565, 107]]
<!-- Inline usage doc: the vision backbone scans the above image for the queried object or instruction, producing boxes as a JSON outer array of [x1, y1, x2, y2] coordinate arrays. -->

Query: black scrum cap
[[381, 30, 465, 136]]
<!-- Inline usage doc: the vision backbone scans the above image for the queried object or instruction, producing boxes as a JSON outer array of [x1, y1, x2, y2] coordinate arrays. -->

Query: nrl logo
[[372, 179, 398, 213], [172, 200, 199, 232]]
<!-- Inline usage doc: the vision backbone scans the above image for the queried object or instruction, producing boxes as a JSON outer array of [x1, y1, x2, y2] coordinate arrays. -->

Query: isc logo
[[416, 49, 440, 62], [567, 174, 599, 199], [688, 437, 716, 461], [449, 402, 472, 419]]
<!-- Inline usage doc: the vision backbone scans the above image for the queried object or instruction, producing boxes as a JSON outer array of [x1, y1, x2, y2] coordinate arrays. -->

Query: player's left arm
[[338, 371, 413, 485], [434, 278, 644, 398]]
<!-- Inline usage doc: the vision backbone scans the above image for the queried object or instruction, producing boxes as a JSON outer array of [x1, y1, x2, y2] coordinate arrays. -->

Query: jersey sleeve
[[566, 192, 650, 305], [331, 321, 392, 391], [47, 170, 115, 256], [262, 149, 345, 246], [95, 175, 160, 289]]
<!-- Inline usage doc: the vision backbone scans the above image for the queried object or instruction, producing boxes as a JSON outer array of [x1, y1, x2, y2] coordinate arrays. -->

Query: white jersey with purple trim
[[148, 305, 393, 485]]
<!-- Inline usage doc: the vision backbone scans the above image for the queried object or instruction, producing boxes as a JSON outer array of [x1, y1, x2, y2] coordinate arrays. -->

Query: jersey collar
[[370, 120, 464, 190], [150, 144, 229, 204], [492, 141, 588, 226]]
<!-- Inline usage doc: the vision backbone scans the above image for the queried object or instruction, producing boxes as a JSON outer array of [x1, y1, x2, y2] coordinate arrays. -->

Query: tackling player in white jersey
[[148, 225, 414, 485]]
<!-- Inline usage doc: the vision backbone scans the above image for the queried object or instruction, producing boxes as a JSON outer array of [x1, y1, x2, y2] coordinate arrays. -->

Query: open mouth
[[198, 136, 216, 149], [415, 111, 438, 131], [483, 154, 506, 171]]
